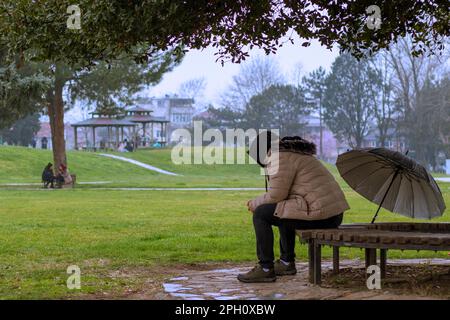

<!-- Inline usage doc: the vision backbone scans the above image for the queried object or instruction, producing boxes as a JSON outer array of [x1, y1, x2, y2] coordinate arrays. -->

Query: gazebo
[[72, 112, 137, 151], [125, 107, 170, 146]]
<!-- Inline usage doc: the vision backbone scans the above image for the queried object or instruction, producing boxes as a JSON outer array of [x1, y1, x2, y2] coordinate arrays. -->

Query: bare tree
[[369, 54, 397, 148], [386, 37, 447, 165], [178, 77, 206, 100], [221, 55, 284, 110], [290, 62, 304, 88]]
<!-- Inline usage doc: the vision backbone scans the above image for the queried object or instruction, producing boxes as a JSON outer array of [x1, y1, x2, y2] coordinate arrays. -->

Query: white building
[[135, 95, 195, 143]]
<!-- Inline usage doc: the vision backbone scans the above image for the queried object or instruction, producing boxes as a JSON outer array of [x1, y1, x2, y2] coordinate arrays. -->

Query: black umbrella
[[336, 148, 446, 223]]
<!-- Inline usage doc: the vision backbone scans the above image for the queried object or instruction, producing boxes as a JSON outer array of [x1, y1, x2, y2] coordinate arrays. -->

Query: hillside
[[0, 146, 266, 188]]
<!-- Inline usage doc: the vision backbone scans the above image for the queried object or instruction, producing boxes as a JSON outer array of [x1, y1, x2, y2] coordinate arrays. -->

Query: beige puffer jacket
[[250, 150, 350, 221]]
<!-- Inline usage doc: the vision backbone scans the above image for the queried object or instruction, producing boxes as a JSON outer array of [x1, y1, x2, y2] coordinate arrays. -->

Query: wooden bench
[[296, 223, 450, 285], [59, 174, 76, 188]]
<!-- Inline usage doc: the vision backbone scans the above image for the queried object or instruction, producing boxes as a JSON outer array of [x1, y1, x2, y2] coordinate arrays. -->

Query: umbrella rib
[[427, 177, 446, 211], [339, 159, 390, 177], [399, 173, 414, 218], [417, 179, 433, 218], [392, 173, 404, 213], [371, 168, 401, 223], [421, 179, 442, 216], [352, 164, 394, 192]]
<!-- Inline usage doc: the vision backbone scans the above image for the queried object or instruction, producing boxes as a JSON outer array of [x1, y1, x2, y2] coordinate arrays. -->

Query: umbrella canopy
[[336, 148, 446, 222]]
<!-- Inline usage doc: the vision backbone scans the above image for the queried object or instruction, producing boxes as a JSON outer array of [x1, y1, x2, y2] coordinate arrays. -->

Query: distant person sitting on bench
[[42, 163, 55, 188], [55, 164, 72, 188], [125, 139, 134, 152]]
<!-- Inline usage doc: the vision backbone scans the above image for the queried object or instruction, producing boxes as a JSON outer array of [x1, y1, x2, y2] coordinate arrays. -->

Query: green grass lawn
[[0, 146, 266, 188], [0, 146, 448, 299]]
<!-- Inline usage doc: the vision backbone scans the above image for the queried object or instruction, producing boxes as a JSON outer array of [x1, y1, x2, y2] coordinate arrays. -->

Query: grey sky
[[63, 37, 339, 122], [147, 37, 339, 106]]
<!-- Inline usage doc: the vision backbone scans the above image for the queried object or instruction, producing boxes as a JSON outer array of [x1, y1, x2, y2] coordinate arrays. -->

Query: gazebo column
[[74, 126, 78, 150], [116, 126, 120, 149], [160, 122, 163, 145], [121, 127, 124, 142], [92, 126, 96, 151], [150, 123, 154, 143], [165, 123, 168, 145], [142, 123, 146, 146], [107, 126, 111, 149]]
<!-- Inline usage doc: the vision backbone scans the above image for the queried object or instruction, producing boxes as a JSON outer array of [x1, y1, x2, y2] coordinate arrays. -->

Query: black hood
[[279, 136, 316, 155]]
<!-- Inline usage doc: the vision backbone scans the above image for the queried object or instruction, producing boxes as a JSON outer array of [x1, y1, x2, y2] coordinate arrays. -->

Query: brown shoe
[[237, 265, 276, 283], [274, 260, 297, 276]]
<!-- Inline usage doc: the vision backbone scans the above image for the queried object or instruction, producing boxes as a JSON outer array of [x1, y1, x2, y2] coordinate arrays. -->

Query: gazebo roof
[[127, 106, 153, 113], [72, 117, 137, 127], [125, 114, 170, 123]]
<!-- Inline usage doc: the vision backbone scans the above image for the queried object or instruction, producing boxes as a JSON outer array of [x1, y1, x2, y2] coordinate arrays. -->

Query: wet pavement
[[162, 259, 450, 300]]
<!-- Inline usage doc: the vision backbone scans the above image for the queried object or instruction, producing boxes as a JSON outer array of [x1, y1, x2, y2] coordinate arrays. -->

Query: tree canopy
[[0, 113, 40, 146], [0, 48, 49, 128], [323, 53, 380, 148], [0, 1, 448, 66], [244, 84, 310, 136]]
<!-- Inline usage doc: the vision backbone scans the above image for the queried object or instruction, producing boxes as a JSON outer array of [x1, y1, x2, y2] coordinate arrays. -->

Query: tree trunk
[[47, 65, 67, 171]]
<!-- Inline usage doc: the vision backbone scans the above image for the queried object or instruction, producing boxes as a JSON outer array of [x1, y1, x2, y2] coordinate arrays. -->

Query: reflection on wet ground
[[163, 259, 450, 300]]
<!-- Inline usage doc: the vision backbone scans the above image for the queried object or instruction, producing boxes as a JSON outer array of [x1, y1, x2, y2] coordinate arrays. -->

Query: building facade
[[135, 95, 195, 143]]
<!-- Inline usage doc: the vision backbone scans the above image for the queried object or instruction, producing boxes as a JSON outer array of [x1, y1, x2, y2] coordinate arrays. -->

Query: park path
[[436, 177, 450, 182], [98, 153, 179, 176], [160, 259, 450, 300]]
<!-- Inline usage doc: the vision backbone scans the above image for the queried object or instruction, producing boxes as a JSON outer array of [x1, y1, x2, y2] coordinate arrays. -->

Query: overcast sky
[[64, 36, 339, 122], [146, 36, 339, 105]]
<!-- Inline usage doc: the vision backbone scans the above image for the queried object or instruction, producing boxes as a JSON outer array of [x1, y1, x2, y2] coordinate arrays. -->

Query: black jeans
[[253, 203, 343, 268], [43, 178, 54, 188]]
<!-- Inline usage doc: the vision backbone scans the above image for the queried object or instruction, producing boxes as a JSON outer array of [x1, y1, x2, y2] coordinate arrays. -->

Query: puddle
[[269, 293, 285, 299], [171, 293, 204, 300], [212, 268, 245, 273], [163, 283, 192, 293], [215, 295, 250, 300], [219, 288, 239, 293], [170, 276, 189, 281], [204, 292, 222, 297], [163, 266, 288, 300]]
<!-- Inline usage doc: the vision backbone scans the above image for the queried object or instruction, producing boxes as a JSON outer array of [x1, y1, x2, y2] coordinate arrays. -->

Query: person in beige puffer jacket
[[238, 135, 350, 283]]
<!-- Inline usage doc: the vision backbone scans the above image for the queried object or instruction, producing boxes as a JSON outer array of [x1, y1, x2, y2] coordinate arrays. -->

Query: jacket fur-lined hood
[[278, 136, 317, 156]]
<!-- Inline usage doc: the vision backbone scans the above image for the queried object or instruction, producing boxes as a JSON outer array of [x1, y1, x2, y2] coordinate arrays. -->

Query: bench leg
[[308, 241, 315, 284], [313, 243, 322, 285], [333, 246, 339, 274], [365, 248, 376, 268], [380, 249, 387, 279], [365, 248, 370, 268]]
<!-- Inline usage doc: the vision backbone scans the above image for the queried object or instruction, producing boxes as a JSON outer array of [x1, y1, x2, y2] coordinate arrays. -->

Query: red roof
[[35, 122, 72, 138], [125, 115, 169, 123], [72, 118, 136, 127], [127, 106, 153, 113]]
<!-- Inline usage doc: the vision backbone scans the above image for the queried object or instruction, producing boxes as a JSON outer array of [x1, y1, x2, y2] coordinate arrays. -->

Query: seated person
[[238, 134, 350, 283], [41, 163, 55, 188], [55, 164, 73, 187]]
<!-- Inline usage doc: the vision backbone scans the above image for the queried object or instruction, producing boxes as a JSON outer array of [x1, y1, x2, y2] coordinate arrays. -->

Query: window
[[171, 113, 191, 123]]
